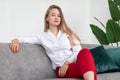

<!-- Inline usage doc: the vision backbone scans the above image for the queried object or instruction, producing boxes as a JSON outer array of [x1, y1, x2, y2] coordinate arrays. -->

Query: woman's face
[[46, 8, 61, 27]]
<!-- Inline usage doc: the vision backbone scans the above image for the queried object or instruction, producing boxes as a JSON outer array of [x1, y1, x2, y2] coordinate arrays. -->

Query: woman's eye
[[58, 15, 61, 17], [51, 14, 55, 16]]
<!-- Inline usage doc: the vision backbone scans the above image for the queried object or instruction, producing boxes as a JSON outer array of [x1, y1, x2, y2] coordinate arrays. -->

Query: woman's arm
[[18, 35, 42, 44], [9, 35, 42, 53], [68, 34, 82, 51]]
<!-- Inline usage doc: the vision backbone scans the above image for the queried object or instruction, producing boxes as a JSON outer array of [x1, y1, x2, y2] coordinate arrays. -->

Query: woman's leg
[[56, 48, 97, 80], [83, 71, 94, 80], [76, 48, 97, 80]]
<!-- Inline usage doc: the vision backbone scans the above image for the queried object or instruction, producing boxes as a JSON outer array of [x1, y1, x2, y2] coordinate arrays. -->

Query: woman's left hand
[[58, 64, 69, 77]]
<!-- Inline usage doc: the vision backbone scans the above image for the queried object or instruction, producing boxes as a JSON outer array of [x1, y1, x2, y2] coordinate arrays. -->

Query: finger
[[58, 69, 63, 77], [58, 70, 61, 77], [59, 70, 65, 77], [61, 70, 65, 77], [10, 44, 14, 52], [14, 45, 18, 53], [61, 71, 65, 77], [16, 45, 19, 53], [14, 46, 17, 53], [13, 44, 17, 53], [15, 45, 19, 53], [9, 42, 14, 49], [59, 72, 63, 77], [12, 46, 15, 53]]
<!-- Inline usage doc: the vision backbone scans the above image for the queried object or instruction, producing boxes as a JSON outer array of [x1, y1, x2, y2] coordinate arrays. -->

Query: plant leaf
[[90, 24, 109, 45], [106, 19, 120, 43], [114, 0, 120, 6], [108, 0, 120, 21]]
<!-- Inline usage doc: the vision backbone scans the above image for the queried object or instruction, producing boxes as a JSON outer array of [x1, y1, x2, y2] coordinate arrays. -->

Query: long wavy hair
[[44, 5, 80, 42]]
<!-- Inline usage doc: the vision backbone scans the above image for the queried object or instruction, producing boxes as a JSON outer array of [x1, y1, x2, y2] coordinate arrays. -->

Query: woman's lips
[[54, 21, 58, 22]]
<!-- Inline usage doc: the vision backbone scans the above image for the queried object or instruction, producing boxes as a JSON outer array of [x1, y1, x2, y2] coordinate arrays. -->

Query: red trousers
[[56, 48, 97, 80]]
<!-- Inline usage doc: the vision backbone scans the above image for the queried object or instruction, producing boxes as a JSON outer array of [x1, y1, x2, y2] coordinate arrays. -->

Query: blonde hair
[[44, 5, 80, 41]]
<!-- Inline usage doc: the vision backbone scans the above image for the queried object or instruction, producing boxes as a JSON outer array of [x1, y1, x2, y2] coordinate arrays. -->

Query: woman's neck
[[49, 26, 59, 38]]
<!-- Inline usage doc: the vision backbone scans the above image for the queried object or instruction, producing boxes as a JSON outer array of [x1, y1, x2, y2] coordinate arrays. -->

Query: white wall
[[90, 0, 111, 44], [0, 0, 11, 42], [0, 0, 110, 44], [9, 0, 41, 40]]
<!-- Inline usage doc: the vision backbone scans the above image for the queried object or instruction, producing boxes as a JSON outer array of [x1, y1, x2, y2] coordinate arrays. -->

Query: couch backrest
[[81, 44, 116, 49], [0, 43, 116, 80]]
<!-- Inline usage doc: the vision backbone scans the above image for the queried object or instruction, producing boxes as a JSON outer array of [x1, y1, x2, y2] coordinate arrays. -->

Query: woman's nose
[[55, 17, 58, 20]]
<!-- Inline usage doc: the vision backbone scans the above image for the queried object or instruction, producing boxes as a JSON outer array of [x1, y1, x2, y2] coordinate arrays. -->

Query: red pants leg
[[76, 48, 97, 80], [56, 48, 97, 80]]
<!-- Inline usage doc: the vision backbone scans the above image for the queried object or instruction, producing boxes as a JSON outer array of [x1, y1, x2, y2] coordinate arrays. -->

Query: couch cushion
[[106, 47, 120, 69], [97, 72, 120, 80], [45, 72, 120, 80], [90, 46, 119, 73]]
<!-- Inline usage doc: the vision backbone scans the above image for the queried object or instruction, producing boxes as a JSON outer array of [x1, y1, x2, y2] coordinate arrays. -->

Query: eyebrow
[[51, 13, 60, 15]]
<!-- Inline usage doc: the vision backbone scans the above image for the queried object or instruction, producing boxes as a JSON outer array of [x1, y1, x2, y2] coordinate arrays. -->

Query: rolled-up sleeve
[[18, 35, 42, 45], [71, 40, 82, 61]]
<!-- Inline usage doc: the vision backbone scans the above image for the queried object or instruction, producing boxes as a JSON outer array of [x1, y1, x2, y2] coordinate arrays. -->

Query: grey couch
[[0, 43, 120, 80]]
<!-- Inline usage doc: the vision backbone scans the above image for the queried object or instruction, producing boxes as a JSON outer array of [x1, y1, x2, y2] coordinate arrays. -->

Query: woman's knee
[[77, 48, 92, 58]]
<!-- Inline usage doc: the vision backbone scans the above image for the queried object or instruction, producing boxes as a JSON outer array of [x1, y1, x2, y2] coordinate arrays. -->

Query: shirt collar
[[47, 29, 62, 39]]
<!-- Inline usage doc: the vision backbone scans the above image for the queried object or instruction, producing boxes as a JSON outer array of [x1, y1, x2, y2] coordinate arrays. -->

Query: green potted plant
[[90, 0, 120, 47]]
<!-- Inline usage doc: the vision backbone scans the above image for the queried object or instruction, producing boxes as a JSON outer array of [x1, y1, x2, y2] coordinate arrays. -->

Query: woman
[[10, 5, 97, 80]]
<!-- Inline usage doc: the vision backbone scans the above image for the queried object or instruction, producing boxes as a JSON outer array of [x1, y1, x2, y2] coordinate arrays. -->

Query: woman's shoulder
[[36, 31, 47, 37]]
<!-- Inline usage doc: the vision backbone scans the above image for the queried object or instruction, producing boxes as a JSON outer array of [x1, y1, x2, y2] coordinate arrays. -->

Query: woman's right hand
[[9, 39, 19, 53]]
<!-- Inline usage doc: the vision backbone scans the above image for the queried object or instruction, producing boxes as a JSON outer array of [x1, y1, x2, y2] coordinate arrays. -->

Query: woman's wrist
[[64, 61, 70, 65]]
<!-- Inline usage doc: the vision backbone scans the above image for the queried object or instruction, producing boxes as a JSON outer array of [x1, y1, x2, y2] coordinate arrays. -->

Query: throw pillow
[[106, 47, 120, 70], [90, 46, 119, 74]]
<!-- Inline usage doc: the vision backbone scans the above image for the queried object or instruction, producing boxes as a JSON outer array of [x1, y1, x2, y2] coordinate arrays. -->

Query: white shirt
[[18, 30, 82, 70]]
